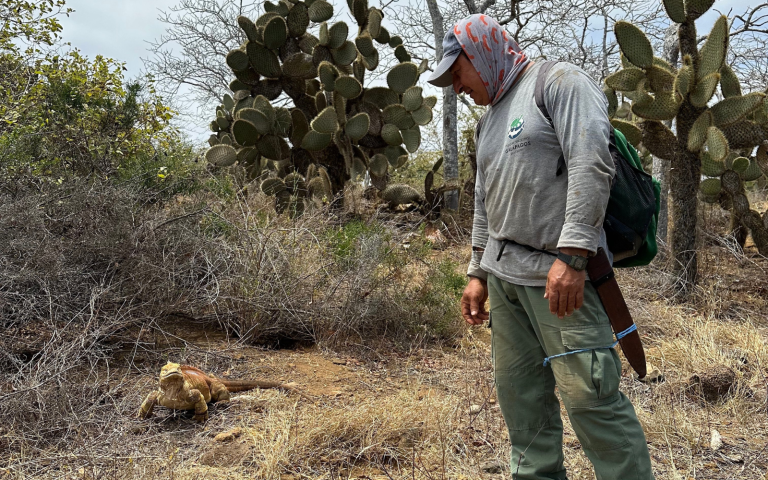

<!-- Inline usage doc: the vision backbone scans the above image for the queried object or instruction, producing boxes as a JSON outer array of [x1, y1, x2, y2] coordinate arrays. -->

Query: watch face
[[574, 256, 588, 270]]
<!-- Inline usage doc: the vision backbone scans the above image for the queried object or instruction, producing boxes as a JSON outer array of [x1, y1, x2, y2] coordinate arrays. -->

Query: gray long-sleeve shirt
[[468, 61, 615, 286]]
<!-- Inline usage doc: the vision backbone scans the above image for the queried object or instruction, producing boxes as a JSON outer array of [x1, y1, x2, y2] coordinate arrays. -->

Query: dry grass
[[2, 184, 768, 479]]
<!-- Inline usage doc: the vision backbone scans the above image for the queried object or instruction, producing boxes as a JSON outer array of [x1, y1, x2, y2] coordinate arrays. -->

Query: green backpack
[[535, 61, 661, 268]]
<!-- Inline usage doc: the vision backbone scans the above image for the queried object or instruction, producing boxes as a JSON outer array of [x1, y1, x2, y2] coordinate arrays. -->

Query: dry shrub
[[0, 175, 463, 466]]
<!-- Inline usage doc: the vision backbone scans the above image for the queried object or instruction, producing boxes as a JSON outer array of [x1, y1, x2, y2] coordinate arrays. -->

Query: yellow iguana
[[138, 362, 310, 422]]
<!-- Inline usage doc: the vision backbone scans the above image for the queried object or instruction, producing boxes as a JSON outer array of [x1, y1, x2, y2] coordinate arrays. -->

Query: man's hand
[[461, 277, 489, 325], [544, 247, 588, 318]]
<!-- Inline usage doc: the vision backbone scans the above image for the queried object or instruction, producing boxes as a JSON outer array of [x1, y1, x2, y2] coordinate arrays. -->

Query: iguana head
[[159, 362, 184, 387]]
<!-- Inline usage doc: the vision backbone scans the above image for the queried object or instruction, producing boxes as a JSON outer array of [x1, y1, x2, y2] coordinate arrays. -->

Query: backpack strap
[[534, 61, 567, 177]]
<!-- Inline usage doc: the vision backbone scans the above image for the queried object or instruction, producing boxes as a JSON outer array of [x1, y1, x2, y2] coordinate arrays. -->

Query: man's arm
[[545, 67, 615, 318], [548, 67, 615, 254], [462, 128, 490, 325]]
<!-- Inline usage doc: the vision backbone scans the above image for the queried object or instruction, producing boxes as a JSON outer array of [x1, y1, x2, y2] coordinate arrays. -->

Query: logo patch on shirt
[[508, 116, 525, 139]]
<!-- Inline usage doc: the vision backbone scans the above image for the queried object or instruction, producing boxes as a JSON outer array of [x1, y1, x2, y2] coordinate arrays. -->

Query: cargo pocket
[[557, 326, 620, 406]]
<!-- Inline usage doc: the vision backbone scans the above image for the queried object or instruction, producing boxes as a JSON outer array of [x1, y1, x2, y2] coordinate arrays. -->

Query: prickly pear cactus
[[605, 0, 768, 277], [204, 0, 435, 217]]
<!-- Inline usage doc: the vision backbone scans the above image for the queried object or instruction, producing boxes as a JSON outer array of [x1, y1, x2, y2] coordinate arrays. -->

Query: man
[[427, 14, 654, 480]]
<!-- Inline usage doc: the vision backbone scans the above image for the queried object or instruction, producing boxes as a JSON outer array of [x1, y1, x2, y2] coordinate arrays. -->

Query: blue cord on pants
[[542, 324, 637, 367]]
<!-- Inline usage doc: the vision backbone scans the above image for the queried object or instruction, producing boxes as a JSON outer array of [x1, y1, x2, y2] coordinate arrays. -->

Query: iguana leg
[[189, 389, 208, 422], [138, 391, 159, 419], [210, 380, 231, 403]]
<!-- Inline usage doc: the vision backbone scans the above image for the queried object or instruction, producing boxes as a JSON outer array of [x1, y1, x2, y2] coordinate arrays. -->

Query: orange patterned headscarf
[[453, 14, 530, 106]]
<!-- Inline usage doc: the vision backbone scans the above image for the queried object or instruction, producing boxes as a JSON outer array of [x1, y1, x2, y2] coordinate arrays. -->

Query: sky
[[57, 0, 758, 144]]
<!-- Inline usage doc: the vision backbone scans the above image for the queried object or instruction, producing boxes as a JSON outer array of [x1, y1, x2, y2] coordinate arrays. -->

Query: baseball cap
[[427, 30, 463, 87]]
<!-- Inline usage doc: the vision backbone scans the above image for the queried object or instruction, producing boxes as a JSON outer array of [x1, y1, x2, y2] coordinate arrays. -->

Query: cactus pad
[[331, 41, 357, 66], [687, 111, 712, 151], [318, 61, 339, 91], [685, 0, 716, 21], [706, 126, 729, 162], [719, 65, 742, 98], [402, 86, 423, 112], [674, 64, 694, 98], [383, 104, 411, 129], [645, 65, 675, 92], [274, 107, 292, 136], [248, 42, 282, 78], [345, 112, 370, 141], [261, 177, 287, 195], [299, 33, 320, 53], [614, 21, 653, 69], [369, 153, 389, 176], [689, 73, 720, 108], [311, 106, 339, 133], [383, 145, 408, 166], [710, 93, 764, 127], [394, 45, 411, 63], [226, 49, 250, 72], [381, 124, 403, 146], [367, 9, 383, 38], [640, 120, 678, 160], [258, 134, 290, 160], [216, 117, 230, 130], [283, 172, 307, 196], [731, 156, 749, 174], [387, 62, 418, 94], [282, 53, 317, 79], [327, 22, 349, 49], [238, 16, 261, 42], [699, 178, 722, 195], [742, 158, 763, 182], [301, 130, 333, 150], [610, 119, 643, 146], [308, 0, 333, 22], [206, 144, 238, 167], [229, 79, 249, 92], [287, 2, 310, 37], [663, 0, 685, 23], [232, 119, 260, 146], [758, 145, 768, 175], [264, 16, 288, 49], [253, 95, 277, 124], [335, 75, 362, 99], [375, 26, 390, 44], [606, 68, 645, 92], [401, 126, 421, 153], [700, 151, 726, 177], [364, 87, 399, 109], [698, 16, 728, 80], [411, 104, 433, 126], [355, 34, 376, 57], [362, 50, 379, 70], [382, 184, 421, 206]]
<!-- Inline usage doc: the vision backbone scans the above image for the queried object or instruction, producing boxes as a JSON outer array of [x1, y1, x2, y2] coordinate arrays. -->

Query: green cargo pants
[[487, 273, 653, 480]]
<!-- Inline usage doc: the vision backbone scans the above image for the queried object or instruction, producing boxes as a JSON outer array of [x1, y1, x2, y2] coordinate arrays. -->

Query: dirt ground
[[3, 233, 768, 479]]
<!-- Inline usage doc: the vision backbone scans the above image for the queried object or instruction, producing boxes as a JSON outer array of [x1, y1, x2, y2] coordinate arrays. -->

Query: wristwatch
[[557, 251, 589, 271]]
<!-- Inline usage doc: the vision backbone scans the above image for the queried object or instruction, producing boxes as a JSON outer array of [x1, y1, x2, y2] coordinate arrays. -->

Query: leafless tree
[[144, 0, 263, 118], [728, 3, 768, 92]]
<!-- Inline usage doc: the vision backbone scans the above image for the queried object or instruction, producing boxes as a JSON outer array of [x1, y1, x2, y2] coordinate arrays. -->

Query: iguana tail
[[219, 379, 315, 403], [219, 379, 283, 392]]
